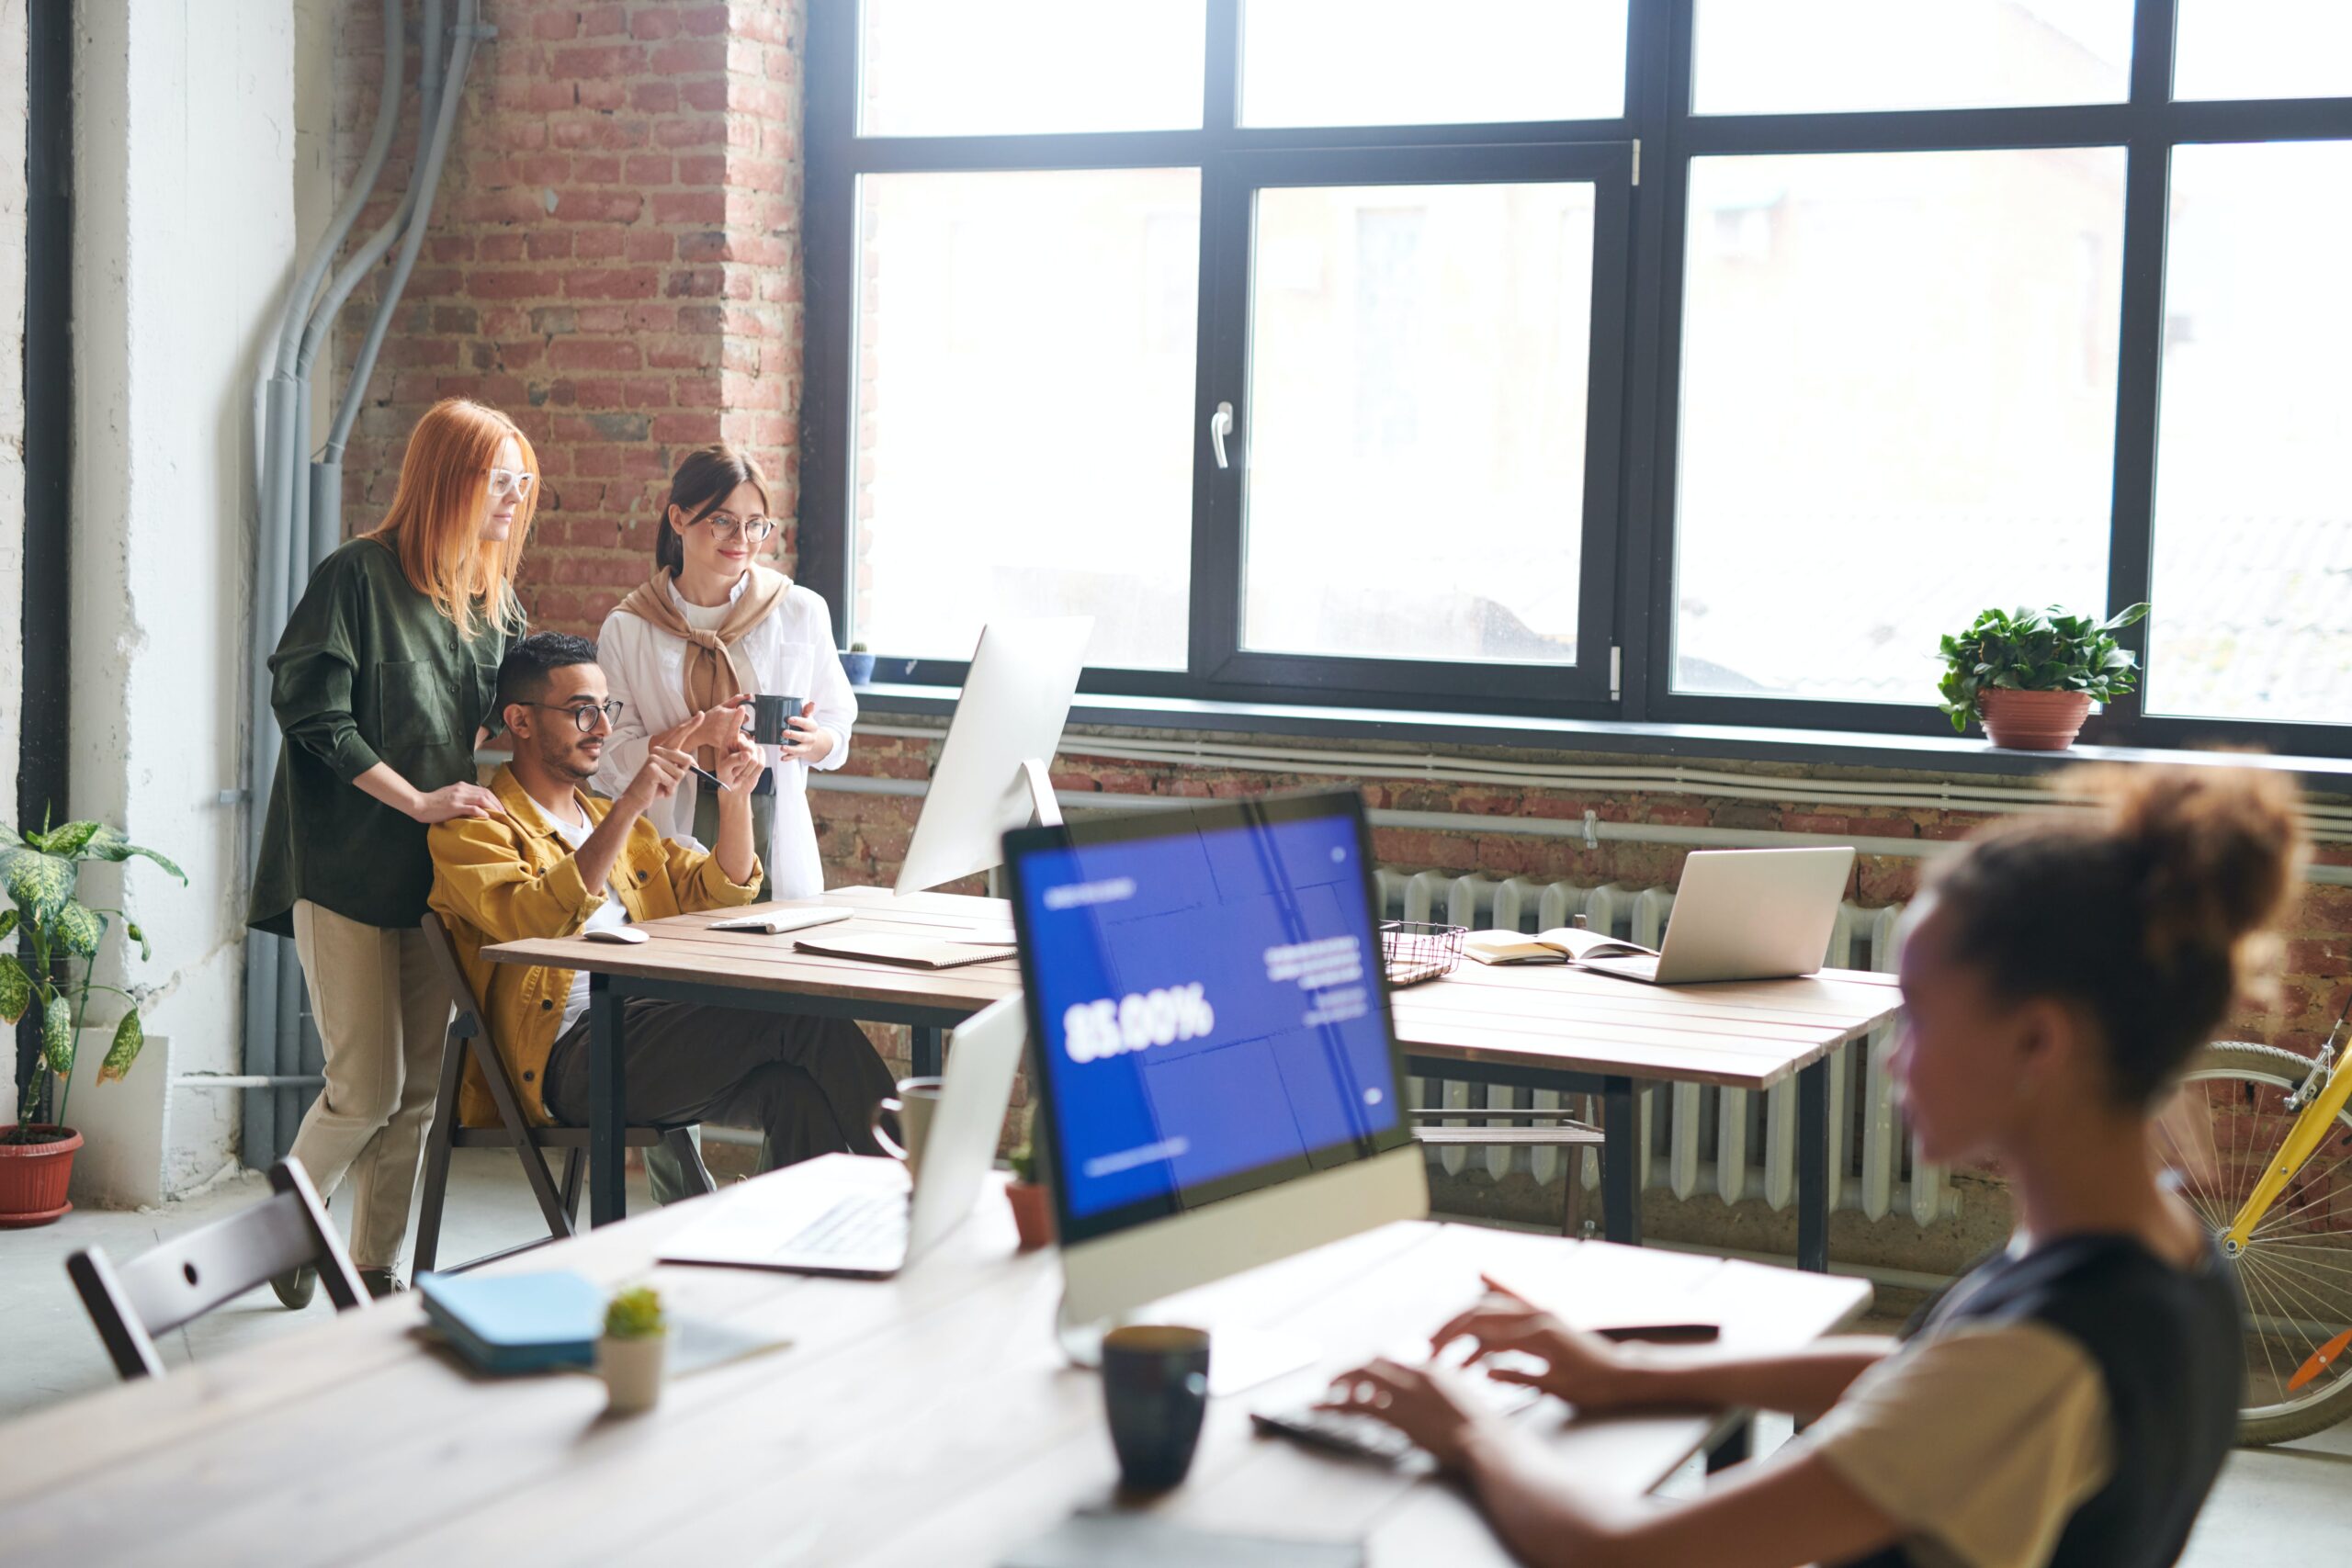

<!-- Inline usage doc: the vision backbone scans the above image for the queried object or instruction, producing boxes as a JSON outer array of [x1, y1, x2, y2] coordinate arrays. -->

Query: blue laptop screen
[[1010, 806, 1403, 1221]]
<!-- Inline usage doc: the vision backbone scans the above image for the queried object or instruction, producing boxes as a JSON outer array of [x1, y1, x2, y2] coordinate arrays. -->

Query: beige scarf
[[614, 565, 789, 768]]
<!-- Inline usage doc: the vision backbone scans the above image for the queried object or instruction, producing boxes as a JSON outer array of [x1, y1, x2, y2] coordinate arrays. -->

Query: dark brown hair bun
[[1928, 763, 2304, 1107]]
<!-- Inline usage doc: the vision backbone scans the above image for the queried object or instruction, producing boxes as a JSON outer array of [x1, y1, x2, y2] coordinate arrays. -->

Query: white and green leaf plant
[[0, 816, 184, 1143]]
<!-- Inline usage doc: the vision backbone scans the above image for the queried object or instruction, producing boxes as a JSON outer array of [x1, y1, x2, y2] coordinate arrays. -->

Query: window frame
[[802, 0, 2352, 755]]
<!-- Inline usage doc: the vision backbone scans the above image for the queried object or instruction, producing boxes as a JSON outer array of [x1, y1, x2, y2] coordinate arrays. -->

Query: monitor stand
[[985, 758, 1063, 900], [1054, 1286, 1320, 1397]]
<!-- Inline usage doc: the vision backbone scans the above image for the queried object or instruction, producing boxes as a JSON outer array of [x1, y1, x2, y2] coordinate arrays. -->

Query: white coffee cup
[[872, 1076, 944, 1183]]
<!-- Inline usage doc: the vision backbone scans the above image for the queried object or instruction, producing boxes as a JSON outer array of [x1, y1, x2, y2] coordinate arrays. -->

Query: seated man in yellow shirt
[[428, 632, 893, 1186]]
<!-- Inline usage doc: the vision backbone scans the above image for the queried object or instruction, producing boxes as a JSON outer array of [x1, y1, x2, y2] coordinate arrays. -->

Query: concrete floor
[[6, 1154, 2350, 1562]]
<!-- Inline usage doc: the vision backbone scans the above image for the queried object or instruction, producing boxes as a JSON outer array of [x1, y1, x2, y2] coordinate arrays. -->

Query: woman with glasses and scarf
[[249, 398, 537, 1303], [595, 444, 873, 1201]]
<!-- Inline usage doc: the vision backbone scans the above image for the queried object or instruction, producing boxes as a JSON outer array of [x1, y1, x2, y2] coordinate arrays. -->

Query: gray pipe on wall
[[242, 0, 487, 1166]]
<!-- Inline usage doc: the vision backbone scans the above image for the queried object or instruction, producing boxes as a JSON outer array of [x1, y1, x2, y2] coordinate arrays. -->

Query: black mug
[[1101, 1325, 1211, 1492], [750, 694, 800, 748]]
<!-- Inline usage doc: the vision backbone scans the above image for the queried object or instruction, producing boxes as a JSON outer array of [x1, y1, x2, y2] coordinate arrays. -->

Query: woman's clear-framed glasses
[[692, 510, 777, 545], [487, 467, 537, 500], [521, 699, 624, 733]]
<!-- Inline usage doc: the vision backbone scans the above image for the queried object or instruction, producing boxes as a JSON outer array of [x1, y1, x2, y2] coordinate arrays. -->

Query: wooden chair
[[1410, 1101, 1606, 1238], [66, 1157, 367, 1381], [413, 914, 712, 1275]]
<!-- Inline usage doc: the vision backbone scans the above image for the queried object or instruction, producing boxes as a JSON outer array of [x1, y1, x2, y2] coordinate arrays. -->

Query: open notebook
[[1463, 926, 1657, 967]]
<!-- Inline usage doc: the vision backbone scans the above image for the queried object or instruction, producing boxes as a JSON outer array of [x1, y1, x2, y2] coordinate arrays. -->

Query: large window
[[804, 3, 2352, 753]]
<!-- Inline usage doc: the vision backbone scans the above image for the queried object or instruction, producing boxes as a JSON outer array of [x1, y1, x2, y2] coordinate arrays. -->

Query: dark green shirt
[[247, 536, 514, 936]]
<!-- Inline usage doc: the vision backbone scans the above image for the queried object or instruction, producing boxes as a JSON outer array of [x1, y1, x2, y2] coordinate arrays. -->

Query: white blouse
[[594, 574, 856, 900]]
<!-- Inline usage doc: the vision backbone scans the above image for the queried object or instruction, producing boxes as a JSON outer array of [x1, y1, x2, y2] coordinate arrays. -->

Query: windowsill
[[851, 683, 2352, 793]]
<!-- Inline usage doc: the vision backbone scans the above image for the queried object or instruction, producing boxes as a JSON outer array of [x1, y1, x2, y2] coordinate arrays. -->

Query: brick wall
[[332, 0, 806, 635]]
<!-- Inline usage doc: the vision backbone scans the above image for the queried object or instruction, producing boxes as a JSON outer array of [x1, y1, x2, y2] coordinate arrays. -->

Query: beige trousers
[[286, 900, 450, 1269]]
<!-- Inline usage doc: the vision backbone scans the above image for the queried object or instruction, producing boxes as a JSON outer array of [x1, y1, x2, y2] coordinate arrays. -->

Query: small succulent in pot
[[842, 640, 876, 688], [1005, 1141, 1052, 1251], [598, 1284, 669, 1414]]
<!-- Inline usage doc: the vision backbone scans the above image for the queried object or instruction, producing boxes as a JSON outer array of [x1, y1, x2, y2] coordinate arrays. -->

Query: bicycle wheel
[[2159, 1042, 2352, 1446]]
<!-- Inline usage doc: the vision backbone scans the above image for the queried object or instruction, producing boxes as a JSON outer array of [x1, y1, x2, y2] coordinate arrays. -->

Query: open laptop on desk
[[657, 993, 1026, 1277], [1579, 847, 1856, 985]]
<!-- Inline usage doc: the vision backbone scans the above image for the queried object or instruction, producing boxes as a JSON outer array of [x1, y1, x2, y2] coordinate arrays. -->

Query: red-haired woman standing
[[248, 398, 536, 1302]]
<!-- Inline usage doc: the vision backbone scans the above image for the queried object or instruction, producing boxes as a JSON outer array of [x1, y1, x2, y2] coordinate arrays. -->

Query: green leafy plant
[[849, 640, 868, 654], [1936, 603, 2151, 734], [0, 814, 184, 1141], [1008, 1142, 1038, 1186], [605, 1284, 666, 1340]]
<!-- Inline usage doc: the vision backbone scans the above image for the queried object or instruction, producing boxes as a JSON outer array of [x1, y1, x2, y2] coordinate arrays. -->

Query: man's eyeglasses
[[520, 699, 623, 733], [691, 510, 776, 545], [487, 467, 537, 500]]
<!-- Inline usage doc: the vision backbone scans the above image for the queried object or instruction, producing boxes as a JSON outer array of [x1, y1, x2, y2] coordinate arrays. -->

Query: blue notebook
[[416, 1270, 605, 1374]]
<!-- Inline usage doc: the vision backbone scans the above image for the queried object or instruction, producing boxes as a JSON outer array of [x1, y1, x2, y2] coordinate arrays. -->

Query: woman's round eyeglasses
[[520, 699, 624, 733], [487, 467, 537, 500], [690, 510, 777, 545]]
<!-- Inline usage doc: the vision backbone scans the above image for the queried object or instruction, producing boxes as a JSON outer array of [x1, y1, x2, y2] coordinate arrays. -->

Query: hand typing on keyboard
[[1419, 1271, 1654, 1414]]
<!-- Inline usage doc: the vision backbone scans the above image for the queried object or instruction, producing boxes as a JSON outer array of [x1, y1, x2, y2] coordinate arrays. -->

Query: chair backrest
[[419, 911, 544, 1136], [66, 1157, 368, 1381]]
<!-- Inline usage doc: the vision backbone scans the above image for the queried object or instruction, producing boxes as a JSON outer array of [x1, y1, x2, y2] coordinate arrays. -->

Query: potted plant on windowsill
[[1006, 1142, 1052, 1252], [1937, 603, 2151, 751], [598, 1284, 668, 1415], [0, 817, 183, 1227], [842, 641, 875, 688]]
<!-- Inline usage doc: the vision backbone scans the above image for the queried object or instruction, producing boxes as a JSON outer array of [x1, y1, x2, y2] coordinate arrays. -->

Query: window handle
[[1210, 400, 1234, 470]]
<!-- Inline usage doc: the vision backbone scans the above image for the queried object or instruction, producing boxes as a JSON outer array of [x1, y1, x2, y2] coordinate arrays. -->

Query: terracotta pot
[[1977, 689, 2094, 750], [1007, 1180, 1053, 1252], [0, 1124, 81, 1228]]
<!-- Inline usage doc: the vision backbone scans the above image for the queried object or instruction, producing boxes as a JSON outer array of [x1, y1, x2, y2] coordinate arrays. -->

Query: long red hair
[[365, 398, 536, 639]]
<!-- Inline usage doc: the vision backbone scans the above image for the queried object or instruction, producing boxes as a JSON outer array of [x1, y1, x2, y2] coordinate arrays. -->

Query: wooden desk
[[487, 888, 1019, 1227], [489, 888, 1900, 1266], [1389, 959, 1903, 1270], [0, 1165, 1871, 1565]]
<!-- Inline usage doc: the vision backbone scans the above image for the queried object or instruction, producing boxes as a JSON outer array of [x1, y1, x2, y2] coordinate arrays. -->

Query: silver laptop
[[1578, 848, 1856, 985], [657, 993, 1028, 1278]]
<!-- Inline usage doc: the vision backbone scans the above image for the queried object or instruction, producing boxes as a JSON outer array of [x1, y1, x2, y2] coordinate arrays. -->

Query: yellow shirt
[[426, 763, 762, 1127]]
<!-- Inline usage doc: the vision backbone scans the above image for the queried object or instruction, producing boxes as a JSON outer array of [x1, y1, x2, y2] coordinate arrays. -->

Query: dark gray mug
[[1101, 1325, 1211, 1492], [750, 694, 800, 747]]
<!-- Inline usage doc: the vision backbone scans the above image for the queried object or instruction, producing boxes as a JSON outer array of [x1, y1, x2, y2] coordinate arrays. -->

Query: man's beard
[[539, 737, 597, 787]]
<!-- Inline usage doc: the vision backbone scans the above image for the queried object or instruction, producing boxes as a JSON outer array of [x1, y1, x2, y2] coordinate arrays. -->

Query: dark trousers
[[543, 999, 895, 1201]]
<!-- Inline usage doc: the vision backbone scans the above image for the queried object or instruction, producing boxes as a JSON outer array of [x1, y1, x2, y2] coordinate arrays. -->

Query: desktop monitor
[[1002, 788, 1429, 1336], [894, 616, 1094, 896]]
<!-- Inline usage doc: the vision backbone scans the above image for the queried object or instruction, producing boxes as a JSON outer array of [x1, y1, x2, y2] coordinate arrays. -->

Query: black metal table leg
[[1601, 1076, 1642, 1247], [589, 974, 626, 1228], [1797, 1056, 1830, 1272], [911, 1023, 943, 1079]]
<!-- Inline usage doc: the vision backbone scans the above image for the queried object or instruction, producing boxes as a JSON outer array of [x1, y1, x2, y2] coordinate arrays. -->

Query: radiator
[[1379, 870, 1955, 1226]]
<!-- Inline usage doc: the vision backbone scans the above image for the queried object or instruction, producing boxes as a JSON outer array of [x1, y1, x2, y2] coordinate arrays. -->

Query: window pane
[[853, 170, 1199, 668], [1693, 0, 2132, 114], [1673, 150, 2125, 705], [1240, 1, 1626, 128], [2145, 142, 2352, 723], [2175, 0, 2352, 102], [1243, 183, 1594, 665], [859, 0, 1205, 136]]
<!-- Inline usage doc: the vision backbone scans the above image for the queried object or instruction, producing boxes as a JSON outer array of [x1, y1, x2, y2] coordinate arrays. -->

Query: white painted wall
[[68, 0, 295, 1202], [0, 2, 26, 1124]]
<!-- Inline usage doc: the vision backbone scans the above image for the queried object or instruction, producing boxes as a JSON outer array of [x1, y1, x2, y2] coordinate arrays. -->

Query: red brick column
[[334, 0, 806, 636]]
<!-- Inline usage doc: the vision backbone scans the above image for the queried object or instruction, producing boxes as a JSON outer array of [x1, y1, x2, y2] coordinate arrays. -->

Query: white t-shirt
[[524, 793, 631, 1039]]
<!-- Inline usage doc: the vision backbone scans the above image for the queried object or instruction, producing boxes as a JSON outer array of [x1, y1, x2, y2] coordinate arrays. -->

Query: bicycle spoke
[[2248, 1181, 2352, 1239], [2236, 1256, 2295, 1404]]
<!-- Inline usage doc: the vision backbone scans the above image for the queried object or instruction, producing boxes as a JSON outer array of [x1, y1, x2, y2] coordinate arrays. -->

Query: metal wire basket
[[1379, 919, 1466, 988]]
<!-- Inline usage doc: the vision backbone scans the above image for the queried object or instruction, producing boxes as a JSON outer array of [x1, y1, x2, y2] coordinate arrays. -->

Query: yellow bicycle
[[2159, 1029, 2352, 1444]]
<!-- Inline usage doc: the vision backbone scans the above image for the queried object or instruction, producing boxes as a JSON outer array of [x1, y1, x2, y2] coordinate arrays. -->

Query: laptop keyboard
[[779, 1192, 909, 1259]]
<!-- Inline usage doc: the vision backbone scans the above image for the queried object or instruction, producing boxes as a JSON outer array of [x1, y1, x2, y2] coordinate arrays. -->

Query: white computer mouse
[[583, 926, 649, 944]]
